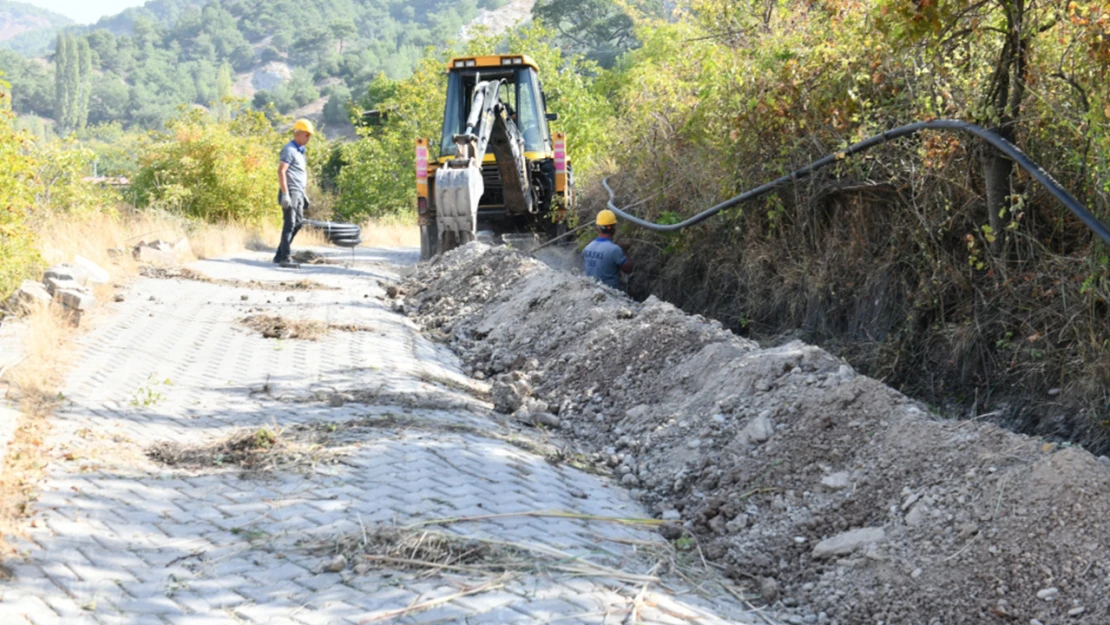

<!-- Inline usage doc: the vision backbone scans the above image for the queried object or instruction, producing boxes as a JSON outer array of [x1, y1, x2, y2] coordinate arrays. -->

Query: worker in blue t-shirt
[[274, 118, 314, 266], [582, 210, 633, 289]]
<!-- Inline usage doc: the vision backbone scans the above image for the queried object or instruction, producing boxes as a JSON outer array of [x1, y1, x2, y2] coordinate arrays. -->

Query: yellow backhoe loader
[[413, 55, 575, 260]]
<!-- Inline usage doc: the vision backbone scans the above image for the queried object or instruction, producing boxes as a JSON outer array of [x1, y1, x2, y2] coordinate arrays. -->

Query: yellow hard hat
[[596, 210, 618, 226], [292, 119, 315, 135]]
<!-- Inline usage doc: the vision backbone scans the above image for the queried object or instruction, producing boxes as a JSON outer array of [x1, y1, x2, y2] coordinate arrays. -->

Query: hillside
[[1, 0, 510, 131], [90, 0, 208, 35], [0, 0, 71, 56]]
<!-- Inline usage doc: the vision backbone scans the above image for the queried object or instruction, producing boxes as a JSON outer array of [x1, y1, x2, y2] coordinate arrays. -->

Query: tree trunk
[[981, 0, 1027, 255]]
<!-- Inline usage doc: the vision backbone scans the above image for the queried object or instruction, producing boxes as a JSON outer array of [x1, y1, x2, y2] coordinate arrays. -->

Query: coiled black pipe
[[604, 119, 1110, 246], [302, 219, 362, 247]]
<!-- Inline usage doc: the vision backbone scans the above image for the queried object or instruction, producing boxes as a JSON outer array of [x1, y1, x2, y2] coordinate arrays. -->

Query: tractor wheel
[[546, 217, 567, 242], [420, 223, 439, 260]]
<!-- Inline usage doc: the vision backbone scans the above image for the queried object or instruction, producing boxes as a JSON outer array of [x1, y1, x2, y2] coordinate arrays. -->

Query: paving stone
[[113, 595, 187, 616]]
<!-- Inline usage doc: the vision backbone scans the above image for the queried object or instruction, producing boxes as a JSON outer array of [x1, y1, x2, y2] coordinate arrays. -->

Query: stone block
[[812, 527, 885, 559], [44, 277, 87, 296], [43, 264, 89, 286], [173, 237, 193, 261], [10, 280, 52, 309], [136, 245, 176, 265], [54, 289, 95, 312], [73, 255, 110, 284]]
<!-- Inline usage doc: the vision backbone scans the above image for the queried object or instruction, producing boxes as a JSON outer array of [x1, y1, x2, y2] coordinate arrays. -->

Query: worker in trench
[[274, 118, 314, 266], [582, 210, 633, 289]]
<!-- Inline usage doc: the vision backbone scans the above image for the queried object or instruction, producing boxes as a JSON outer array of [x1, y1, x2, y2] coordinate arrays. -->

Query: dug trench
[[397, 244, 1110, 625]]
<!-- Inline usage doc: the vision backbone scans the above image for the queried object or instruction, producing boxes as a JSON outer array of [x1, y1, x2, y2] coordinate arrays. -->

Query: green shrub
[[132, 101, 284, 223], [0, 95, 42, 300]]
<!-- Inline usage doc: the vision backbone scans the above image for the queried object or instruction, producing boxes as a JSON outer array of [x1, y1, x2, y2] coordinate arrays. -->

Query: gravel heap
[[397, 243, 1110, 625]]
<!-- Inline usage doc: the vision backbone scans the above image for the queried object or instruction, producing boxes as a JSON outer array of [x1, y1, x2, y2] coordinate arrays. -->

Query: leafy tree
[[292, 26, 336, 66], [329, 19, 357, 54], [52, 33, 93, 133], [323, 84, 352, 125], [0, 49, 54, 117], [89, 73, 130, 124], [215, 61, 234, 119], [532, 0, 656, 67], [229, 43, 255, 71], [252, 90, 275, 110], [132, 100, 285, 222], [0, 78, 42, 298], [53, 33, 73, 131], [75, 38, 93, 131]]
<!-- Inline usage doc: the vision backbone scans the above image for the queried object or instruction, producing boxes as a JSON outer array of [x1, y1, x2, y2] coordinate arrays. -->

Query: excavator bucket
[[434, 163, 484, 252]]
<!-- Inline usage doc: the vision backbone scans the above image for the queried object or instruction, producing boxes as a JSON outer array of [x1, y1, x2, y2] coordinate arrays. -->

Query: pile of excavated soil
[[398, 244, 1110, 625]]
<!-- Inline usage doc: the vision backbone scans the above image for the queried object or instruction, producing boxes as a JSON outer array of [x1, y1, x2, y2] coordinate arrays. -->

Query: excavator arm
[[435, 78, 535, 251]]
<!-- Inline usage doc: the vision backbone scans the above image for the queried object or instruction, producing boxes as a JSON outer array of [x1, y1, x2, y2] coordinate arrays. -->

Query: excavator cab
[[440, 63, 549, 161], [415, 55, 573, 260]]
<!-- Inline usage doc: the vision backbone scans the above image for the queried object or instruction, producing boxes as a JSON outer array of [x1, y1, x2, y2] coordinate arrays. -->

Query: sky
[[19, 0, 147, 24]]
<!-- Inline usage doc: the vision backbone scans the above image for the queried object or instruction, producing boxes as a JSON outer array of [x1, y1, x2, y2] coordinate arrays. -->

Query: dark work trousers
[[274, 192, 306, 263]]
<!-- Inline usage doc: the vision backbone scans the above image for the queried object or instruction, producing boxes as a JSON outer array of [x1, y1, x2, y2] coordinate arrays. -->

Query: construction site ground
[[0, 246, 772, 625], [397, 244, 1110, 625]]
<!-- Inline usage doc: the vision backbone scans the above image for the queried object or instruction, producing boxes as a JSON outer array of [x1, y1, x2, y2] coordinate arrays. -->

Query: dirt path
[[0, 246, 769, 625]]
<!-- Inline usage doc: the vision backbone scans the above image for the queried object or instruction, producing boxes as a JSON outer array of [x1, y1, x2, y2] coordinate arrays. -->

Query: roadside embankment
[[398, 243, 1110, 625]]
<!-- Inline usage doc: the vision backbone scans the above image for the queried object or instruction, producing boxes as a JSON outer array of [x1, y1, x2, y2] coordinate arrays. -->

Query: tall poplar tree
[[76, 38, 92, 130], [53, 33, 71, 132], [53, 33, 92, 133], [62, 34, 79, 131], [215, 61, 232, 120]]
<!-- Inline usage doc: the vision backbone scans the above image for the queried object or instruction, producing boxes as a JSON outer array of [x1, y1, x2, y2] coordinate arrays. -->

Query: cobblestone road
[[1, 247, 771, 625]]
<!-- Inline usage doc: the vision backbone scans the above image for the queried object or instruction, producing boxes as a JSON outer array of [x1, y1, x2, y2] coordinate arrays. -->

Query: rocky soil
[[396, 243, 1110, 625]]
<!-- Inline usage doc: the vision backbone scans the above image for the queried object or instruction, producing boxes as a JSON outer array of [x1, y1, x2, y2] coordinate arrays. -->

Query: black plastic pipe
[[603, 119, 1110, 246], [302, 219, 363, 248]]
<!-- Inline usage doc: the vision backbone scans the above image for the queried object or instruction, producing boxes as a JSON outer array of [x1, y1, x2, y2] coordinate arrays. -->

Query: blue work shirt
[[582, 237, 628, 289], [279, 140, 308, 196]]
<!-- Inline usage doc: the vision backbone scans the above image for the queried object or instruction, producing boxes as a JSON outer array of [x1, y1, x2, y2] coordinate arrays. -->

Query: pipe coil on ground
[[302, 220, 363, 248]]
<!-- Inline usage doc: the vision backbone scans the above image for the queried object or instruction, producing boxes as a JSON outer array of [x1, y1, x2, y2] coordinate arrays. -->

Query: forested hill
[[0, 0, 71, 56], [1, 0, 508, 132], [90, 0, 208, 36]]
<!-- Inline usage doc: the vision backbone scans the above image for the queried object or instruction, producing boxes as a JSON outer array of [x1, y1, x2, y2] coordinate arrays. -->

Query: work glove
[[279, 191, 292, 209]]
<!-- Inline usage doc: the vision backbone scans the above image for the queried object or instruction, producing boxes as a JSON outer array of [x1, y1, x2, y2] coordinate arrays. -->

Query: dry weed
[[0, 303, 75, 554], [147, 425, 339, 473], [35, 210, 283, 279], [323, 527, 538, 575], [241, 315, 328, 340], [358, 214, 419, 248]]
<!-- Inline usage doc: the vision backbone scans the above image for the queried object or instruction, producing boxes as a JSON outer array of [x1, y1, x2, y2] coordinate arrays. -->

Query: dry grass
[[147, 425, 340, 473], [241, 314, 328, 340], [324, 527, 540, 575], [0, 302, 75, 555], [36, 210, 290, 279], [358, 214, 420, 248]]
